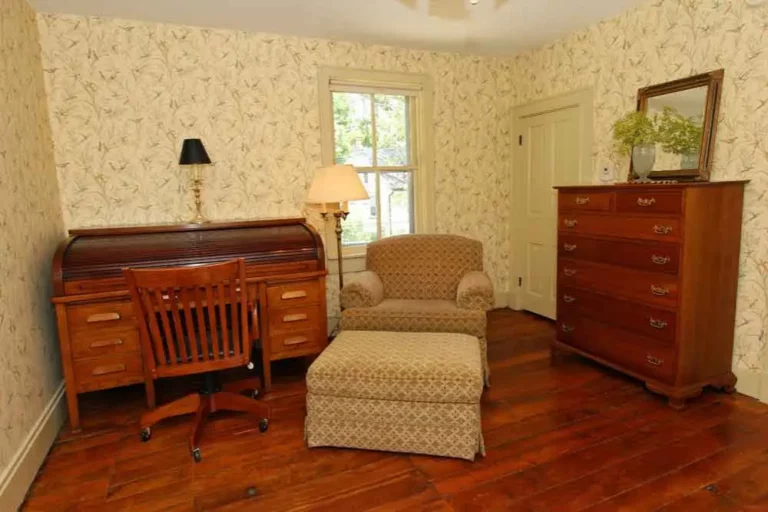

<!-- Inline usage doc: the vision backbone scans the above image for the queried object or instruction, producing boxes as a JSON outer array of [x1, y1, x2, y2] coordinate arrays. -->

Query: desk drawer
[[71, 327, 141, 359], [74, 352, 144, 393], [559, 235, 680, 275], [268, 304, 323, 334], [559, 214, 681, 242], [267, 280, 322, 308], [68, 300, 136, 334], [558, 258, 678, 309], [616, 190, 683, 215], [270, 329, 324, 359], [557, 314, 677, 384], [559, 191, 613, 212]]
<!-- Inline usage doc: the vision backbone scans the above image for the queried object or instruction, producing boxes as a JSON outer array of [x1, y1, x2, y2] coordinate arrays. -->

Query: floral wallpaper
[[0, 0, 64, 476], [510, 0, 768, 375], [35, 14, 514, 316]]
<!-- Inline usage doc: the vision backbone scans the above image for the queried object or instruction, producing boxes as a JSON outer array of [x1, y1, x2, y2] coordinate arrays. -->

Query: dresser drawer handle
[[563, 243, 577, 252], [563, 268, 578, 277], [563, 219, 578, 228], [86, 312, 121, 323], [575, 196, 590, 205], [89, 339, 124, 349], [637, 197, 656, 207], [646, 355, 664, 367], [651, 255, 671, 265], [561, 323, 575, 333], [649, 318, 668, 329], [651, 285, 670, 296], [283, 313, 308, 323], [91, 363, 126, 376], [281, 290, 308, 300], [563, 294, 576, 303], [283, 335, 311, 346], [653, 225, 673, 235]]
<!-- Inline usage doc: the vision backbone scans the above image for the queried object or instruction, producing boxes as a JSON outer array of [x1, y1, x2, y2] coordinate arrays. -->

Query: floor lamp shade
[[307, 165, 369, 207]]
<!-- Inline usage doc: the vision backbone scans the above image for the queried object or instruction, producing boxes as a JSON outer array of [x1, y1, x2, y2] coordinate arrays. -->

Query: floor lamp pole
[[322, 209, 349, 292]]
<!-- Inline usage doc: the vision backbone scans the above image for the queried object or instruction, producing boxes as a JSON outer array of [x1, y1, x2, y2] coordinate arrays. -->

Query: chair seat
[[306, 330, 483, 404], [340, 299, 486, 338]]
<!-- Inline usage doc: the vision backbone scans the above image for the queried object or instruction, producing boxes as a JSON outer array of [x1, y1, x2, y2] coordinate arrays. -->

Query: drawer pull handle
[[561, 323, 575, 333], [563, 219, 578, 228], [651, 255, 671, 265], [649, 318, 668, 329], [86, 312, 121, 323], [92, 363, 126, 376], [637, 197, 657, 207], [575, 196, 590, 205], [646, 355, 664, 367], [283, 313, 308, 323], [653, 225, 673, 235], [284, 335, 310, 346], [563, 243, 577, 252], [563, 268, 578, 277], [563, 294, 576, 303], [89, 339, 124, 349], [281, 290, 308, 300], [651, 285, 670, 297]]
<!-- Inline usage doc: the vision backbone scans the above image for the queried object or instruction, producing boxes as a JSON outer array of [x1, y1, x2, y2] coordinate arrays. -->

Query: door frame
[[509, 88, 594, 312]]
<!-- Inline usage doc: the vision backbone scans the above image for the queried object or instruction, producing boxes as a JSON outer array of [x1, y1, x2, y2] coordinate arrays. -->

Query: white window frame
[[318, 67, 435, 264]]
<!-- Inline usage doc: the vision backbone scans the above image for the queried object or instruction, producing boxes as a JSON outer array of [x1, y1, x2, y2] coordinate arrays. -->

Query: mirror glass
[[646, 86, 708, 172]]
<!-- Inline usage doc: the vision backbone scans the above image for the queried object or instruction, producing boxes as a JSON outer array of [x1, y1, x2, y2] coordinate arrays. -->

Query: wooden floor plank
[[20, 310, 768, 512]]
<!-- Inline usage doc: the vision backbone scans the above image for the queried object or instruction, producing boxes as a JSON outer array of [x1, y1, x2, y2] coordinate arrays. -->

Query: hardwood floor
[[23, 309, 768, 511]]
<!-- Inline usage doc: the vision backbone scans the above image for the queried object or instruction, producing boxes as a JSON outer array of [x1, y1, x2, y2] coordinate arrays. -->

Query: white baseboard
[[494, 290, 509, 309], [0, 381, 66, 511], [734, 369, 768, 403]]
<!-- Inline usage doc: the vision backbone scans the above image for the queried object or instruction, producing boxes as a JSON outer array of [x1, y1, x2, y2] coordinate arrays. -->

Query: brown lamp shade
[[179, 138, 212, 165]]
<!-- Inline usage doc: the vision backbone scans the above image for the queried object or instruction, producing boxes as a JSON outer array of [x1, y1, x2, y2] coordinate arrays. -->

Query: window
[[319, 68, 434, 258]]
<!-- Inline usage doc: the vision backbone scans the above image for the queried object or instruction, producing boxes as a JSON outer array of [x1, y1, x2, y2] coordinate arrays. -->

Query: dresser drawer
[[558, 287, 676, 343], [74, 352, 144, 393], [267, 280, 323, 308], [68, 300, 136, 334], [558, 259, 678, 308], [559, 214, 681, 242], [559, 235, 680, 275], [558, 191, 613, 212], [268, 304, 323, 334], [557, 315, 677, 384], [269, 329, 324, 359], [616, 190, 683, 215], [70, 327, 141, 359]]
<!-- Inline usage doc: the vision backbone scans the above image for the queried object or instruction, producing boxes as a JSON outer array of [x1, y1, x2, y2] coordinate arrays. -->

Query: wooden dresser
[[554, 182, 747, 408], [52, 218, 328, 431]]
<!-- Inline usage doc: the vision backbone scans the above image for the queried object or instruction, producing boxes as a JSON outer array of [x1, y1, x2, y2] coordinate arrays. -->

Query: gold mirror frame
[[630, 69, 724, 182]]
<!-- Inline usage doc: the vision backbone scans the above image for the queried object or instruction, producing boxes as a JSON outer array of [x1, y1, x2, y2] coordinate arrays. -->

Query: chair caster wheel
[[251, 389, 260, 399], [140, 428, 151, 442], [259, 418, 269, 433], [191, 447, 202, 463]]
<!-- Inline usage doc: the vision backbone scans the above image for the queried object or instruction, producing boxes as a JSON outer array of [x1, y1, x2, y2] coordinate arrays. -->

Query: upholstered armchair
[[339, 234, 494, 383]]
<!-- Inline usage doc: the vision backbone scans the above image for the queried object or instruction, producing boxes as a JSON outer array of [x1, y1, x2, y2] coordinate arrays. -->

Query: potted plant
[[612, 111, 660, 181], [657, 107, 703, 169]]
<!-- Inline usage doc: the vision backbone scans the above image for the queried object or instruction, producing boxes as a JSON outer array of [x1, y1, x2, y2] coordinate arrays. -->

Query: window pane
[[342, 172, 377, 247], [380, 172, 413, 238], [333, 92, 373, 166], [375, 95, 410, 167]]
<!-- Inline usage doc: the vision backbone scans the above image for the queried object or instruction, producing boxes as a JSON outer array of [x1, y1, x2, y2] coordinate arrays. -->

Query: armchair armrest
[[340, 271, 384, 309], [457, 271, 494, 311]]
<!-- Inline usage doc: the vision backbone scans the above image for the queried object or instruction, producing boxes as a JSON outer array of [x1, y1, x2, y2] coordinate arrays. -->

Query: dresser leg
[[713, 372, 737, 394], [66, 391, 81, 433]]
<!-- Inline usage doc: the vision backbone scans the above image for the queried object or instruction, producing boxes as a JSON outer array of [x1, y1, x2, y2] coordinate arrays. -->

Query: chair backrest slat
[[124, 259, 252, 378]]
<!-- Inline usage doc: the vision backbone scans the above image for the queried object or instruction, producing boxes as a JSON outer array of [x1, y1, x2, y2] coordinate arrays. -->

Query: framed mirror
[[630, 69, 724, 181]]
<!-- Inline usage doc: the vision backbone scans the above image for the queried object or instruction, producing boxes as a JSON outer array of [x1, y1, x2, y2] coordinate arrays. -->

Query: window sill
[[326, 252, 367, 275]]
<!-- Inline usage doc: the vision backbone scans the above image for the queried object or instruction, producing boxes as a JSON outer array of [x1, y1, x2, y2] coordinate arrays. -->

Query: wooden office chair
[[124, 258, 269, 462]]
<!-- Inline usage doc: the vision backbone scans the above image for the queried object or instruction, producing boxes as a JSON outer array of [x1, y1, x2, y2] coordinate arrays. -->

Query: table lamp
[[179, 138, 212, 224], [306, 165, 369, 290]]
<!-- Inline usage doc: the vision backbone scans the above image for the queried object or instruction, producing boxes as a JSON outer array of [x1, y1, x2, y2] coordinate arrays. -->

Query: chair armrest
[[457, 271, 494, 311], [340, 271, 384, 309]]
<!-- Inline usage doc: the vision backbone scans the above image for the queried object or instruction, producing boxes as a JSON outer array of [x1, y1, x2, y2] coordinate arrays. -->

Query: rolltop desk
[[554, 182, 746, 408], [52, 218, 328, 431]]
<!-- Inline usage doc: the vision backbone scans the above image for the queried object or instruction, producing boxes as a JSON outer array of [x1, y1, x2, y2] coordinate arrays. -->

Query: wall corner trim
[[0, 381, 66, 511]]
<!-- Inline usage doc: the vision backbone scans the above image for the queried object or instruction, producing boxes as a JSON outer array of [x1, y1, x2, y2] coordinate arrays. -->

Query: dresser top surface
[[554, 180, 748, 190]]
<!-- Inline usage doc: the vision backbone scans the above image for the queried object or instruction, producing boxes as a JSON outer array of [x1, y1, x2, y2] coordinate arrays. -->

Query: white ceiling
[[29, 0, 647, 56]]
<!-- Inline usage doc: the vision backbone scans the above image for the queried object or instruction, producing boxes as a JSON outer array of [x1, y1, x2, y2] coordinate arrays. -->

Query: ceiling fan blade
[[429, 0, 468, 20]]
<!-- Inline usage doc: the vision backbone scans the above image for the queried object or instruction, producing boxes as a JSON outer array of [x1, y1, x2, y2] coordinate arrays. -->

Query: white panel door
[[516, 105, 582, 319]]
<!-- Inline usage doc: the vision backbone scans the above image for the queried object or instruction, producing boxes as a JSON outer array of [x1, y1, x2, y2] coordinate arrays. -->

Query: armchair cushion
[[457, 271, 494, 311], [340, 271, 384, 309]]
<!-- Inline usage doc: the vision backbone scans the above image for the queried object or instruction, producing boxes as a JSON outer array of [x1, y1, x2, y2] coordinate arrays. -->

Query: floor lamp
[[306, 165, 369, 292]]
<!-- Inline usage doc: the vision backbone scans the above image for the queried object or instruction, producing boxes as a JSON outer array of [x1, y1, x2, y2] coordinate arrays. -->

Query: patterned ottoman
[[305, 330, 485, 461]]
